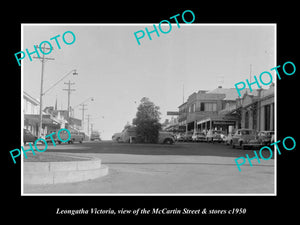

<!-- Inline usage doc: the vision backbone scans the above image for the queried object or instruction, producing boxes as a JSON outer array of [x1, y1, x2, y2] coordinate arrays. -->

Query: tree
[[132, 97, 161, 143]]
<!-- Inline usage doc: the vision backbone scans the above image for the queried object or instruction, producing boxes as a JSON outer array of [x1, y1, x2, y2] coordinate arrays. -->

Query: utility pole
[[86, 114, 91, 137], [79, 103, 87, 130], [90, 123, 94, 133], [33, 44, 55, 138], [250, 64, 252, 83], [62, 80, 76, 121]]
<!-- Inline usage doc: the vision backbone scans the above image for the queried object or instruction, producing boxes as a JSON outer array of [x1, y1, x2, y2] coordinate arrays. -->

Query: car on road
[[192, 132, 206, 142], [206, 130, 224, 143], [70, 130, 84, 144], [79, 132, 86, 141], [46, 129, 84, 144], [112, 133, 122, 142], [120, 127, 137, 143], [224, 133, 234, 145], [231, 129, 257, 149], [246, 130, 275, 149], [175, 133, 185, 142], [158, 132, 176, 144], [23, 129, 37, 144], [183, 132, 193, 142], [257, 131, 275, 145], [90, 131, 101, 141], [59, 129, 84, 144], [45, 130, 61, 144], [120, 127, 176, 144], [215, 130, 226, 143]]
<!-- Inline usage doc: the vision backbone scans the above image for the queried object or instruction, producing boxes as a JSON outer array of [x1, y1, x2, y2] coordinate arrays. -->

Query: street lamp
[[38, 69, 78, 138], [43, 69, 78, 96]]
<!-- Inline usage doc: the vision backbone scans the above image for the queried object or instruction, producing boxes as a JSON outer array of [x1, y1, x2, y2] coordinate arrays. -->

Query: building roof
[[177, 85, 274, 109], [24, 114, 60, 127], [23, 91, 39, 105], [208, 87, 259, 100], [178, 101, 187, 109]]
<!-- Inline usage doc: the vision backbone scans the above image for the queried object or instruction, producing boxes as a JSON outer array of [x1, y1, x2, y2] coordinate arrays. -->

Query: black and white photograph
[[21, 24, 275, 195], [4, 4, 298, 221]]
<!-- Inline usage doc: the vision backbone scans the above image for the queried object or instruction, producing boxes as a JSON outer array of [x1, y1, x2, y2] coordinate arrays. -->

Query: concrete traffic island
[[23, 153, 108, 185]]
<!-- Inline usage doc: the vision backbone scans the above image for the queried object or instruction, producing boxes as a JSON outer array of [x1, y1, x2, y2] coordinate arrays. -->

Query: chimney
[[257, 88, 263, 98], [218, 86, 222, 88]]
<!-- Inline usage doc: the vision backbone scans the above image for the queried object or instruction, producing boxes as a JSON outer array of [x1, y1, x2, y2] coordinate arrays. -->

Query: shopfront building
[[226, 83, 274, 132], [178, 87, 241, 134], [176, 84, 274, 135]]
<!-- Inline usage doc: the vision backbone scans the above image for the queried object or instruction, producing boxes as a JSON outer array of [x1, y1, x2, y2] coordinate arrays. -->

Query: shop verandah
[[24, 114, 61, 138], [186, 115, 240, 135]]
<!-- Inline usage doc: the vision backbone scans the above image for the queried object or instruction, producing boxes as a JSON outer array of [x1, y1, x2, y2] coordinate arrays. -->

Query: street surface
[[23, 141, 275, 194]]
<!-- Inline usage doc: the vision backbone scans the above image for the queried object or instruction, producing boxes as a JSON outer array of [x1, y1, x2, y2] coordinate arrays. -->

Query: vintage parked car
[[120, 127, 137, 143], [79, 132, 86, 141], [176, 133, 185, 142], [206, 130, 224, 143], [45, 130, 60, 144], [158, 132, 176, 144], [246, 130, 275, 149], [90, 131, 101, 141], [224, 133, 234, 145], [70, 130, 84, 144], [183, 131, 193, 142], [45, 129, 84, 144], [231, 129, 257, 149], [257, 131, 275, 145], [192, 132, 206, 142], [59, 129, 84, 144], [219, 132, 226, 142], [112, 133, 122, 142], [23, 129, 37, 144]]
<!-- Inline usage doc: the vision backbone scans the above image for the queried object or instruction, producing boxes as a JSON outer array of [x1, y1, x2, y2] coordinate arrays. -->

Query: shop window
[[253, 107, 257, 130], [205, 103, 217, 112], [200, 103, 205, 111], [264, 105, 271, 130], [200, 102, 217, 112], [245, 111, 249, 128]]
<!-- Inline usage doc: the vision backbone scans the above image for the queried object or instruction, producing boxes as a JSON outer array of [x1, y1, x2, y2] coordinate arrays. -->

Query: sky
[[22, 24, 275, 140]]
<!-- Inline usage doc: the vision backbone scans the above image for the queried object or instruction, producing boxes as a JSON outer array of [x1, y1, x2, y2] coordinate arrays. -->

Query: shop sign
[[213, 121, 235, 126], [167, 111, 179, 116]]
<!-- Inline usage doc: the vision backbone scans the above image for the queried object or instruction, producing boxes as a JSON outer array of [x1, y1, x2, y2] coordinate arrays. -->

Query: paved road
[[23, 141, 275, 195]]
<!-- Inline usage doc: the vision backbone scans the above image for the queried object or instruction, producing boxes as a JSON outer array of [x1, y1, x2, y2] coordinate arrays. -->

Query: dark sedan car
[[231, 129, 257, 149], [257, 131, 274, 145], [23, 129, 37, 144]]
